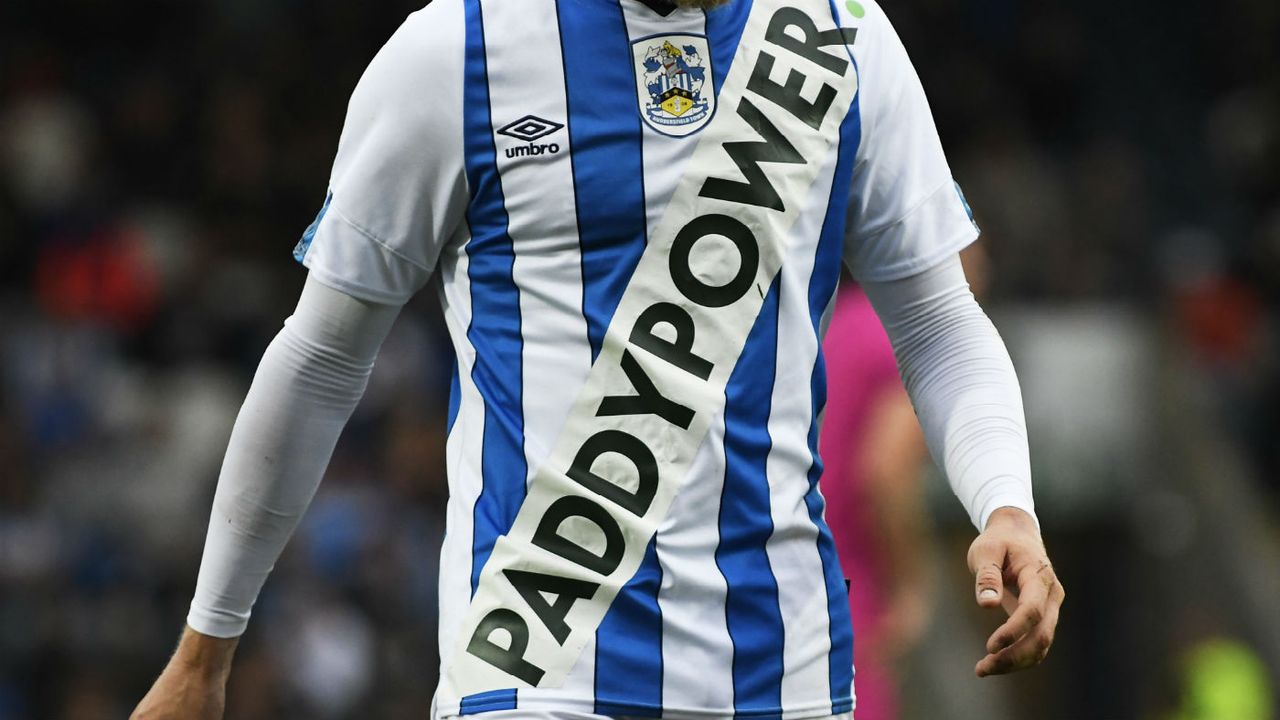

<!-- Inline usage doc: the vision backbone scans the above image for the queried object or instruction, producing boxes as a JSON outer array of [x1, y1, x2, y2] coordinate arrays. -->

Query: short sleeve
[[841, 0, 979, 282], [293, 1, 468, 305]]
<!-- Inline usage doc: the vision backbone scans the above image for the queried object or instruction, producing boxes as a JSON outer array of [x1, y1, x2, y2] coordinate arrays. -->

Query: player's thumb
[[968, 538, 1005, 608]]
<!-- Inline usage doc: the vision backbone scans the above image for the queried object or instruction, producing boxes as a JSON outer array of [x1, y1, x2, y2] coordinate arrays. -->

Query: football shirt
[[293, 0, 977, 717]]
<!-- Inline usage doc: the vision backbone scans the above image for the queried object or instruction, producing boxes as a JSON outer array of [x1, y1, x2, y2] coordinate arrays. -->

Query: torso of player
[[294, 0, 976, 715], [432, 1, 859, 717]]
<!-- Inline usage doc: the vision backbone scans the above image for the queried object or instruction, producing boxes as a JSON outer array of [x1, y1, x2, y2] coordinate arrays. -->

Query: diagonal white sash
[[448, 0, 859, 696]]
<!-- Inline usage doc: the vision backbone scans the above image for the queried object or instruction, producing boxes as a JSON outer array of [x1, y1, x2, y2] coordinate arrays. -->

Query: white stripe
[[618, 3, 736, 711], [765, 139, 844, 711], [437, 235, 485, 670], [623, 2, 709, 227], [656, 430, 736, 711]]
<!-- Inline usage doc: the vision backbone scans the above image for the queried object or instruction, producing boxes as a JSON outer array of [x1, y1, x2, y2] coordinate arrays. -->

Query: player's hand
[[131, 626, 239, 720], [967, 507, 1064, 678]]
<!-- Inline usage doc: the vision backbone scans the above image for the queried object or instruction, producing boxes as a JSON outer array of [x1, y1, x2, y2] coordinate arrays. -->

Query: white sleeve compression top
[[186, 254, 1035, 638], [860, 255, 1036, 532], [187, 276, 400, 638]]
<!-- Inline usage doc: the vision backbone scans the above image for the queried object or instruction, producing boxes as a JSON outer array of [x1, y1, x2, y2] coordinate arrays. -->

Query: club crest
[[631, 34, 715, 137]]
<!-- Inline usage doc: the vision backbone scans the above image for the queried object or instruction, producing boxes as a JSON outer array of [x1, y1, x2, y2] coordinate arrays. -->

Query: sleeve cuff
[[295, 203, 430, 306], [187, 601, 250, 639], [846, 179, 980, 283], [975, 493, 1039, 534]]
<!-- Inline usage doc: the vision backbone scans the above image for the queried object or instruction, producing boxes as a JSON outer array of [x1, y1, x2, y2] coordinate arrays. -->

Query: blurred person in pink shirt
[[820, 247, 989, 720]]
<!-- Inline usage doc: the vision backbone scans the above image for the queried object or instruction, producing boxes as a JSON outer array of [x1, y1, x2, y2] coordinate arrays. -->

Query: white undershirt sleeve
[[187, 275, 402, 638], [860, 254, 1037, 531]]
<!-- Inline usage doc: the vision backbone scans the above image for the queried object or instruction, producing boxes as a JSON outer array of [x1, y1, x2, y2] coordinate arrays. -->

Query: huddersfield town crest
[[632, 34, 715, 137]]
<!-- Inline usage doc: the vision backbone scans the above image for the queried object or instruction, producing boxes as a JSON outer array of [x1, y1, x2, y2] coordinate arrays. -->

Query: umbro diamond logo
[[498, 115, 564, 142], [498, 115, 564, 159]]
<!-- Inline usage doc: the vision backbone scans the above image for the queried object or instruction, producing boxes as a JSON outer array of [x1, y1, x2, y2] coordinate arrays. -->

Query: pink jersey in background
[[819, 285, 906, 720]]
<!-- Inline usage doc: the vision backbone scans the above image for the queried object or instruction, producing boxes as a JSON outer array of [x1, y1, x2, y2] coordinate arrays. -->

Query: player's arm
[[133, 3, 463, 715], [131, 277, 401, 719], [861, 256, 1063, 677], [842, 0, 1063, 678]]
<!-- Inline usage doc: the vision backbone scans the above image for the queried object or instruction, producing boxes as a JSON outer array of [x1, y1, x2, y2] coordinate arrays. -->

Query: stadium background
[[1, 0, 1277, 718]]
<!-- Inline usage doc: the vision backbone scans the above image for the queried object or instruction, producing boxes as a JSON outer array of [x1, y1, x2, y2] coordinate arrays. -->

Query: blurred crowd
[[0, 0, 1276, 718]]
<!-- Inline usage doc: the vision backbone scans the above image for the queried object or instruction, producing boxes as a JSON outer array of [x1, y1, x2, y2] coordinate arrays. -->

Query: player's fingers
[[984, 564, 1050, 654], [976, 601, 1060, 677], [968, 538, 1005, 608]]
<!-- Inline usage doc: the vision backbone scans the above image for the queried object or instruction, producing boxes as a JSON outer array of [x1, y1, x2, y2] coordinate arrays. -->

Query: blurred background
[[0, 0, 1277, 718]]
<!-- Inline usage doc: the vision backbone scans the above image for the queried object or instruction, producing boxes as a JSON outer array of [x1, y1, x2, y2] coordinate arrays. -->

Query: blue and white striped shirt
[[295, 0, 977, 717]]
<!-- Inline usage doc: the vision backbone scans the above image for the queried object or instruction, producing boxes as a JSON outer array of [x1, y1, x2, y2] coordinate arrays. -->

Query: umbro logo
[[498, 115, 564, 158], [498, 115, 564, 142]]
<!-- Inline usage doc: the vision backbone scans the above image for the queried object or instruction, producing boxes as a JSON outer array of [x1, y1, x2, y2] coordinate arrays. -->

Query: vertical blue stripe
[[462, 0, 528, 597], [447, 356, 461, 435], [802, 393, 854, 715], [593, 539, 665, 718], [802, 27, 863, 709], [556, 1, 663, 714], [716, 277, 785, 720], [705, 0, 753, 97], [557, 0, 648, 361]]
